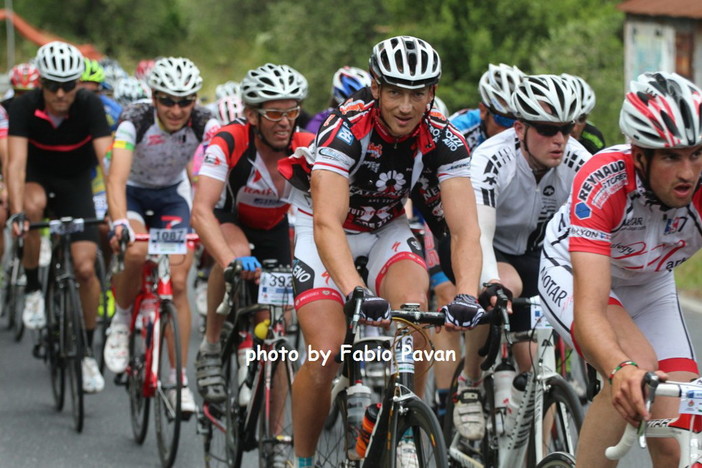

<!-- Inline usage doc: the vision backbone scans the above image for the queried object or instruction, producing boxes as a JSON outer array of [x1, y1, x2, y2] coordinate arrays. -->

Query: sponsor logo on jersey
[[574, 202, 591, 219], [292, 260, 314, 290], [442, 131, 463, 152], [362, 160, 380, 173], [318, 146, 352, 165], [203, 153, 223, 166], [621, 216, 644, 230], [539, 266, 569, 308], [376, 170, 406, 192], [367, 142, 382, 159], [577, 160, 627, 208], [337, 125, 354, 145], [148, 134, 166, 146], [543, 185, 555, 196], [570, 225, 610, 241], [664, 216, 688, 235]]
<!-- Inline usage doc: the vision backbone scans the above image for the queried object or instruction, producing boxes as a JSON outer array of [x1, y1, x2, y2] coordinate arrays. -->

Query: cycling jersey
[[113, 102, 218, 188], [8, 88, 111, 177], [449, 108, 486, 152], [99, 94, 122, 132], [0, 105, 7, 138], [305, 108, 332, 134], [578, 121, 606, 155], [310, 87, 471, 234], [199, 119, 314, 230]]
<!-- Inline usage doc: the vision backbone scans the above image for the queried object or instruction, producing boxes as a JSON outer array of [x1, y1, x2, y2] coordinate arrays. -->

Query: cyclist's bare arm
[[191, 173, 237, 269], [106, 144, 134, 247], [572, 250, 651, 425], [7, 135, 28, 218], [92, 135, 112, 176], [311, 169, 364, 297]]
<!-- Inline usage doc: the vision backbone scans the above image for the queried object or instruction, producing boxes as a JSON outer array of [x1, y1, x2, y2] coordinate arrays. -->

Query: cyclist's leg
[[169, 249, 194, 370], [21, 182, 47, 328], [112, 218, 147, 310], [430, 279, 460, 419]]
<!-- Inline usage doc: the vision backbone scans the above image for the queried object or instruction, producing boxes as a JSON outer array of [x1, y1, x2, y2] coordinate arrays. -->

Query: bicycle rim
[[66, 284, 84, 433], [10, 258, 25, 341], [535, 451, 576, 468], [316, 391, 352, 467], [392, 397, 449, 468], [258, 343, 297, 468], [532, 376, 583, 464], [46, 276, 65, 411], [154, 301, 182, 468], [93, 251, 110, 373], [128, 319, 150, 443]]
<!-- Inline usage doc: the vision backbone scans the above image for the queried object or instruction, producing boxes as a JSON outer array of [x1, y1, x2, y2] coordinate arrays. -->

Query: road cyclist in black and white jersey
[[104, 57, 219, 414], [284, 35, 485, 468], [442, 74, 592, 442]]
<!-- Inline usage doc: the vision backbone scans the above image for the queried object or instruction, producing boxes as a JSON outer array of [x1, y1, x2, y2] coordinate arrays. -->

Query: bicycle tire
[[154, 300, 182, 468], [9, 256, 25, 342], [45, 267, 65, 411], [65, 281, 85, 433], [128, 310, 150, 444], [257, 341, 297, 468], [92, 250, 110, 373], [529, 375, 583, 464], [385, 396, 449, 468], [315, 390, 353, 468], [535, 451, 576, 467]]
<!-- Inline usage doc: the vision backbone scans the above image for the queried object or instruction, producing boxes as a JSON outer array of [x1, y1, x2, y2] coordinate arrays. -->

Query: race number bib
[[148, 228, 187, 255], [530, 301, 552, 329], [258, 271, 293, 306], [680, 388, 702, 415]]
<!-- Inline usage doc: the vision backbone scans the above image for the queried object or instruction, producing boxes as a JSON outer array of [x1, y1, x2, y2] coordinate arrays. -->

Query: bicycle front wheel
[[9, 257, 25, 342], [387, 396, 449, 468], [316, 388, 352, 467], [128, 314, 150, 443], [154, 300, 182, 468], [258, 341, 297, 468], [65, 282, 85, 433]]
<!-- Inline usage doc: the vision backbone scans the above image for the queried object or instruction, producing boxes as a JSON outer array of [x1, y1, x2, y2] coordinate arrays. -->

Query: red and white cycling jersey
[[546, 144, 702, 282], [199, 120, 314, 230], [0, 105, 8, 139]]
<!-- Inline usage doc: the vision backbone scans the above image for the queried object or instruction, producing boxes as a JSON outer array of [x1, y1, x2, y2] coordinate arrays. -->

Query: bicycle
[[443, 293, 583, 468], [316, 286, 449, 467], [120, 228, 198, 468], [36, 216, 106, 433], [198, 258, 297, 468], [605, 372, 702, 467], [1, 228, 26, 342]]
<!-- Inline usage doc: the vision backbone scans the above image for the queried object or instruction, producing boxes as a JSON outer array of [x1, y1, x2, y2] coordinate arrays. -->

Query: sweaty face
[[153, 92, 197, 133], [637, 145, 702, 208], [371, 82, 434, 138], [248, 99, 299, 151], [515, 120, 572, 172]]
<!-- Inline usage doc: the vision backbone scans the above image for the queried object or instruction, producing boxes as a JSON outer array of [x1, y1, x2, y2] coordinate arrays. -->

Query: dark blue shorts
[[126, 180, 191, 231]]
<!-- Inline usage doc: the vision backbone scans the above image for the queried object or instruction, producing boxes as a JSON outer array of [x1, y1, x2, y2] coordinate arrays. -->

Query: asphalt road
[[1, 296, 701, 467]]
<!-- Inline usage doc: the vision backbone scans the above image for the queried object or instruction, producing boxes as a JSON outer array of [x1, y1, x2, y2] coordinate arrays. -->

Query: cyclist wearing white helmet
[[192, 65, 313, 457], [445, 74, 592, 442], [113, 76, 152, 107], [105, 57, 219, 414], [7, 40, 112, 393], [540, 72, 702, 468], [561, 73, 606, 154], [214, 80, 241, 100], [283, 36, 484, 467], [305, 65, 371, 133]]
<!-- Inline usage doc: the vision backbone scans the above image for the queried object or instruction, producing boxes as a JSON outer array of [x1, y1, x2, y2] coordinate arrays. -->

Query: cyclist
[[214, 80, 241, 100], [104, 57, 218, 415], [561, 73, 606, 154], [6, 41, 112, 393], [113, 76, 152, 107], [78, 58, 122, 132], [0, 105, 8, 257], [2, 62, 40, 108], [286, 36, 484, 468], [134, 58, 156, 82], [445, 74, 592, 441], [192, 63, 313, 410], [539, 71, 702, 468], [304, 65, 371, 133]]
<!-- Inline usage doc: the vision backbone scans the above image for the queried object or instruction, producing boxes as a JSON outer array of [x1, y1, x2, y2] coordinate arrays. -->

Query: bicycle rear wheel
[[257, 342, 297, 468], [65, 282, 85, 433], [128, 314, 150, 443], [45, 271, 65, 411], [386, 396, 449, 468], [316, 389, 354, 468], [154, 300, 182, 468]]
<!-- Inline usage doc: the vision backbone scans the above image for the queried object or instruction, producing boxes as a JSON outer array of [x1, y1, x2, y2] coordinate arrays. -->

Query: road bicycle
[[1, 228, 25, 341], [316, 286, 449, 467], [198, 259, 296, 468], [606, 372, 702, 467], [120, 228, 198, 468], [443, 293, 583, 468], [37, 216, 106, 433]]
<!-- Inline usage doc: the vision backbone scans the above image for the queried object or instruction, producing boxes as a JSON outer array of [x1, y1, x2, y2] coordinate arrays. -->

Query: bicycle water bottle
[[356, 402, 381, 458], [506, 371, 529, 432], [237, 331, 254, 406], [346, 382, 372, 460], [493, 360, 516, 435]]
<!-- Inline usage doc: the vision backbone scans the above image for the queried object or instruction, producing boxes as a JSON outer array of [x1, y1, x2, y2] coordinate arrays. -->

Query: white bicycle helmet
[[113, 76, 152, 106], [148, 57, 203, 97], [35, 41, 84, 82], [216, 95, 245, 124], [215, 80, 241, 100], [620, 72, 702, 149], [369, 36, 441, 89], [479, 63, 525, 116], [432, 96, 449, 116], [240, 63, 308, 106], [100, 58, 129, 91], [511, 74, 580, 123], [331, 66, 371, 105], [561, 73, 596, 117]]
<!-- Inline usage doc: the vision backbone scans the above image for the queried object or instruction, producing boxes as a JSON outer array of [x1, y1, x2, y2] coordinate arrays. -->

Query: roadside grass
[[676, 250, 702, 299]]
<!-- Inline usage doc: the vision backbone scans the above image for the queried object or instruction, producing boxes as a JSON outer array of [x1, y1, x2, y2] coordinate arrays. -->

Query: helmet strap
[[521, 126, 549, 180]]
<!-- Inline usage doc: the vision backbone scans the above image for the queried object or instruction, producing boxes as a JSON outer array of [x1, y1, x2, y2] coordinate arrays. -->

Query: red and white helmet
[[620, 72, 702, 149], [10, 63, 40, 90], [135, 59, 156, 81], [216, 95, 245, 124]]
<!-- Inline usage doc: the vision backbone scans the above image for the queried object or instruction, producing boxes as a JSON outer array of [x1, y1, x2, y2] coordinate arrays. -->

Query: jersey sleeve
[[198, 128, 233, 182], [7, 95, 32, 138], [468, 141, 501, 208], [312, 114, 361, 178], [432, 124, 471, 183], [112, 120, 137, 152]]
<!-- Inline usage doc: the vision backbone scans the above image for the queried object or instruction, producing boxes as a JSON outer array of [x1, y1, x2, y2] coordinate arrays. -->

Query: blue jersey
[[100, 94, 123, 132], [449, 108, 486, 152]]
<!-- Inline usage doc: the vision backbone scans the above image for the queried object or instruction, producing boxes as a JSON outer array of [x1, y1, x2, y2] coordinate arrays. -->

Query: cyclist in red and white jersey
[[286, 36, 484, 467], [105, 57, 218, 414], [192, 64, 314, 414], [0, 104, 8, 257], [539, 72, 702, 467]]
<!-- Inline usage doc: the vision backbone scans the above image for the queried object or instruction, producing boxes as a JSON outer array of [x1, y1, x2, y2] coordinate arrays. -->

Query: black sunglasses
[[526, 122, 575, 137], [156, 95, 196, 108], [41, 79, 77, 93]]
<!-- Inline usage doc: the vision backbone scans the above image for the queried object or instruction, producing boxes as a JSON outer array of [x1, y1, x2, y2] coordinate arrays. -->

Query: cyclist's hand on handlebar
[[611, 365, 666, 426], [441, 293, 485, 331], [346, 288, 390, 326], [224, 256, 261, 282], [109, 219, 135, 251], [8, 212, 27, 237], [478, 282, 513, 312]]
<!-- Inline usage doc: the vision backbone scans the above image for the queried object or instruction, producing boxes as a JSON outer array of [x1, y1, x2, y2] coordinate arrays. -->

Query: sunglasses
[[41, 79, 77, 93], [156, 95, 196, 108], [490, 109, 516, 128], [256, 106, 301, 122], [526, 121, 575, 137]]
